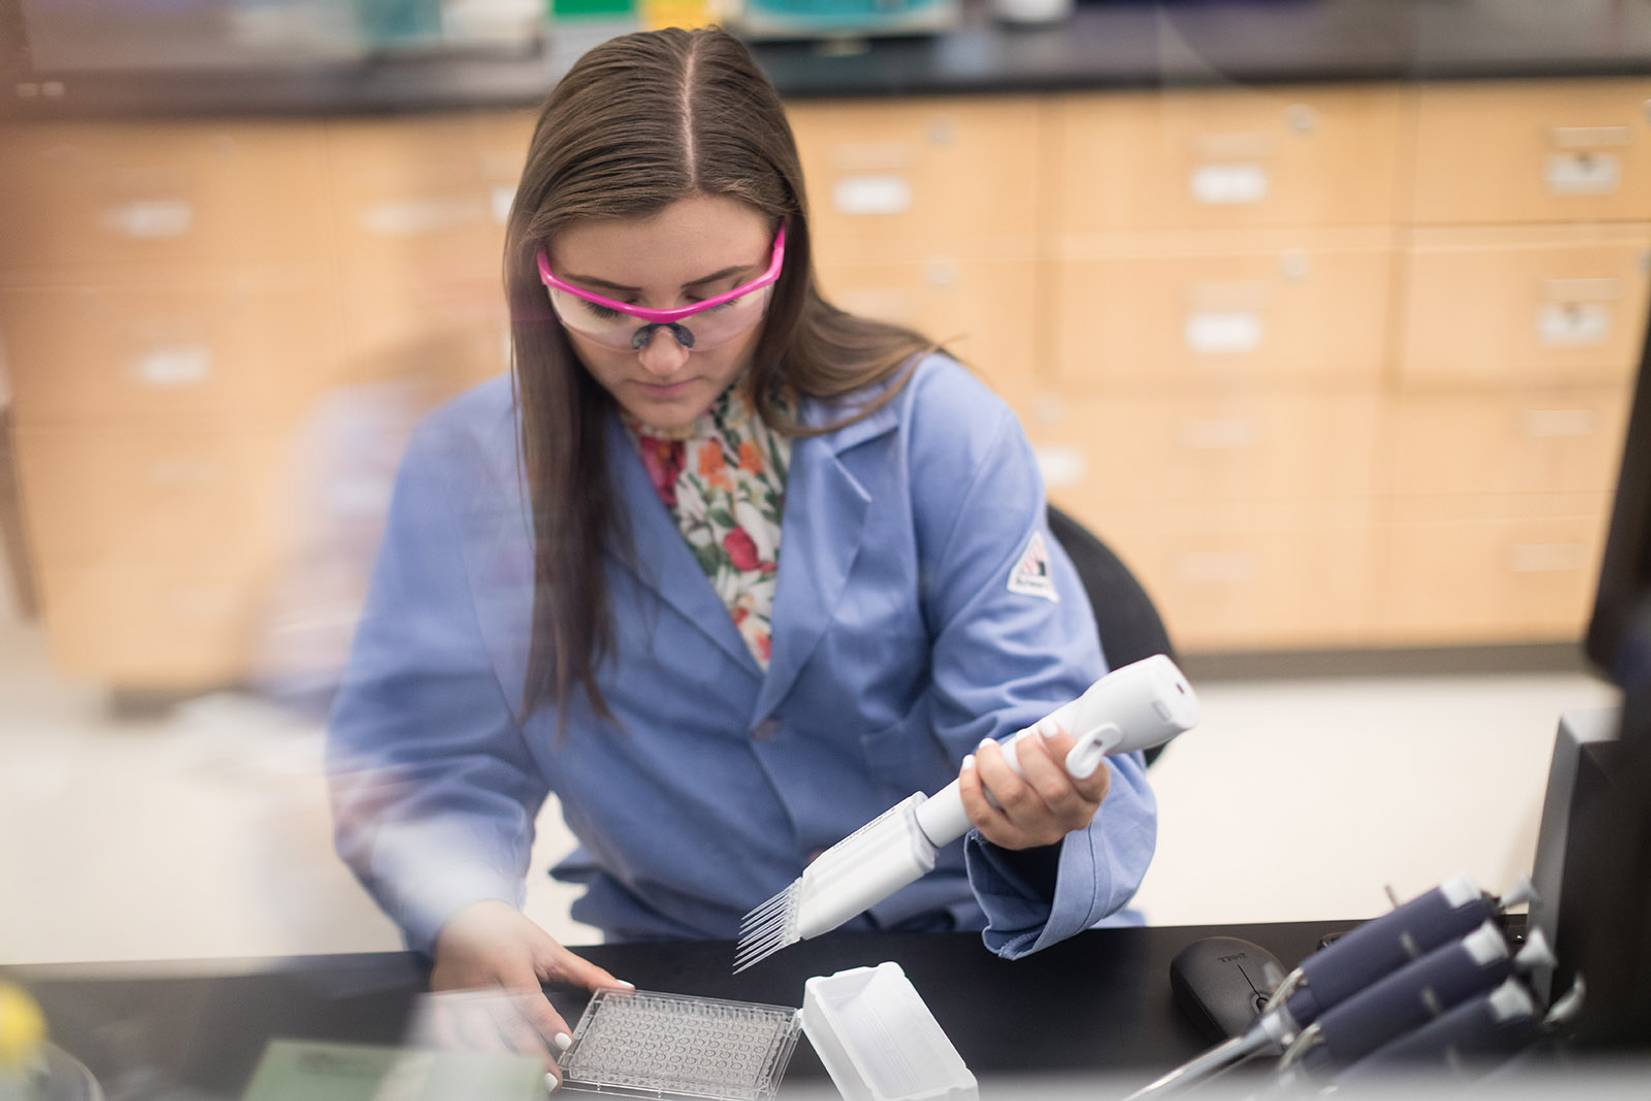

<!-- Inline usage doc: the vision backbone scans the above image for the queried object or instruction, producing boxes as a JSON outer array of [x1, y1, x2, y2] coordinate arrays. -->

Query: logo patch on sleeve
[[1007, 530, 1059, 603]]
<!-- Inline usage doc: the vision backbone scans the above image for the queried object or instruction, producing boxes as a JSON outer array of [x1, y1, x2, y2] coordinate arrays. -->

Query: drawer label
[[1185, 310, 1263, 354], [832, 175, 913, 216], [1190, 163, 1269, 205], [1538, 302, 1610, 347], [1545, 151, 1621, 196], [1509, 543, 1587, 574], [134, 345, 212, 387], [103, 200, 194, 239]]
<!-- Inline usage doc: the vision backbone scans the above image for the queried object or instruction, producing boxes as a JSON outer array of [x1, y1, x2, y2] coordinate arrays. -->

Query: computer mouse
[[1170, 936, 1288, 1043]]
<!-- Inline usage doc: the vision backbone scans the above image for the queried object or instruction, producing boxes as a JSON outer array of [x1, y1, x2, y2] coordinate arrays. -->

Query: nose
[[636, 325, 692, 377]]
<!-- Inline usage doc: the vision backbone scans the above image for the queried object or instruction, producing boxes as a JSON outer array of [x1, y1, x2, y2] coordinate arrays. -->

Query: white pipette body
[[913, 653, 1199, 846], [735, 655, 1201, 970]]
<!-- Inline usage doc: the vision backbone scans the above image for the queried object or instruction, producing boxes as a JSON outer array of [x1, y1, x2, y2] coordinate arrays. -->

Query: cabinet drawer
[[816, 258, 1041, 380], [0, 272, 342, 425], [1398, 224, 1651, 386], [1380, 389, 1629, 499], [1052, 85, 1402, 232], [1373, 509, 1610, 643], [38, 567, 258, 688], [335, 273, 512, 380], [1027, 393, 1382, 506], [788, 98, 1042, 265], [1052, 228, 1392, 388], [0, 122, 331, 269], [327, 113, 529, 281], [1410, 79, 1651, 225], [1088, 502, 1375, 650], [15, 427, 289, 572]]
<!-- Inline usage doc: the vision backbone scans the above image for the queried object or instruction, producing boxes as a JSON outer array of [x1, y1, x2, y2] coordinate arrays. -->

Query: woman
[[328, 24, 1155, 1075]]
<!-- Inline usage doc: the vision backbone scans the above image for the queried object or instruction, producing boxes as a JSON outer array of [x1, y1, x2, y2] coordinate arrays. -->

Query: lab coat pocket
[[858, 701, 955, 803]]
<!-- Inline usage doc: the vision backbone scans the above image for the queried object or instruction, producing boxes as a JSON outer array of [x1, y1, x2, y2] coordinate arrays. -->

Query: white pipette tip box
[[558, 988, 802, 1100], [801, 962, 979, 1101]]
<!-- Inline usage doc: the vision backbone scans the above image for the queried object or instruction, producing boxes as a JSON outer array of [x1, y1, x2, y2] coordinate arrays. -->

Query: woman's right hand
[[429, 900, 633, 1091]]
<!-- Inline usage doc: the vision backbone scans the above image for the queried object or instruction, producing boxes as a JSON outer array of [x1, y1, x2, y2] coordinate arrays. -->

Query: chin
[[625, 395, 712, 432]]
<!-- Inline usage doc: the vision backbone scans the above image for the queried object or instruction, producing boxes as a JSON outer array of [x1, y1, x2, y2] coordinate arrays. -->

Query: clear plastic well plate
[[558, 988, 802, 1101]]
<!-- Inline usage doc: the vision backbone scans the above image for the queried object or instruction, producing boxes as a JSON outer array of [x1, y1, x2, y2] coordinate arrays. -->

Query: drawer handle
[[1543, 277, 1621, 302], [1545, 151, 1621, 196], [1188, 281, 1271, 310], [1179, 418, 1258, 450], [924, 259, 959, 288], [1509, 543, 1588, 575], [1548, 125, 1631, 149], [1185, 310, 1264, 355], [832, 175, 913, 216], [102, 199, 193, 240], [837, 289, 911, 319], [1033, 446, 1086, 489], [133, 345, 212, 388], [1194, 132, 1276, 159], [1537, 302, 1611, 348], [1175, 551, 1256, 585], [1190, 163, 1269, 205], [831, 142, 913, 172], [1522, 409, 1597, 439], [361, 198, 482, 236]]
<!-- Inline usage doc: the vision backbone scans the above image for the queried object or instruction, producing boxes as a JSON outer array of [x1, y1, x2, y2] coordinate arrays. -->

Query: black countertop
[[3, 921, 1341, 1098], [2, 0, 1649, 121]]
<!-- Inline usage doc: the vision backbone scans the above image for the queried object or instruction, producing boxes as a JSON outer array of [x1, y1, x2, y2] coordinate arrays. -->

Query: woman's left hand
[[958, 723, 1111, 850]]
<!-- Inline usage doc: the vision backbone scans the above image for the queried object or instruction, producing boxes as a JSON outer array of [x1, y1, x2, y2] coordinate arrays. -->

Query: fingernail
[[545, 1072, 561, 1093], [962, 753, 975, 771], [977, 737, 994, 750], [1040, 720, 1061, 739], [614, 980, 636, 990], [554, 1032, 572, 1051]]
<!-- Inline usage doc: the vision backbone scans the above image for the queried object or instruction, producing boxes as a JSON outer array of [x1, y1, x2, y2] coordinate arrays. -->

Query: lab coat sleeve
[[914, 379, 1157, 960], [326, 420, 550, 955]]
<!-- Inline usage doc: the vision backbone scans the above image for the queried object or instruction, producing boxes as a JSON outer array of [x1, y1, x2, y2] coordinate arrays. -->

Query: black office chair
[[1046, 505, 1177, 768]]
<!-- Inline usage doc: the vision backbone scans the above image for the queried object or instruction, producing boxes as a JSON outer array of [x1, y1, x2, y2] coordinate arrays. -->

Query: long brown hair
[[505, 26, 937, 724]]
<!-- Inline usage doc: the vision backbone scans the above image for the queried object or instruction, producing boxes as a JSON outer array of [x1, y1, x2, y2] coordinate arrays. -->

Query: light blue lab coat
[[328, 354, 1157, 959]]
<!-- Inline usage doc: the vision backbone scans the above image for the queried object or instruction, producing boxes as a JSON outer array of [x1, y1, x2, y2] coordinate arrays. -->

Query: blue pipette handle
[[1336, 979, 1542, 1082], [1305, 923, 1512, 1071], [1283, 878, 1494, 1025]]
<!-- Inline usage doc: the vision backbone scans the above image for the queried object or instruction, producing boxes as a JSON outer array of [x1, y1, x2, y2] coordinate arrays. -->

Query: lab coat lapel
[[753, 398, 899, 720], [603, 417, 762, 679]]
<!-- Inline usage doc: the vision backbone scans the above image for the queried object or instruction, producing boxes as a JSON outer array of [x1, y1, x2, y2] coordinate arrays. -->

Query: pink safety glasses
[[536, 226, 786, 351]]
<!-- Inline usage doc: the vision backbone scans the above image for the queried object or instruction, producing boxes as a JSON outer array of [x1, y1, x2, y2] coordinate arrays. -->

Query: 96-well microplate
[[559, 988, 801, 1101]]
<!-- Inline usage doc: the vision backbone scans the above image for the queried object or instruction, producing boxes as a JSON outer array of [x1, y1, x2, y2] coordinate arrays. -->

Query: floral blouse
[[626, 385, 791, 670]]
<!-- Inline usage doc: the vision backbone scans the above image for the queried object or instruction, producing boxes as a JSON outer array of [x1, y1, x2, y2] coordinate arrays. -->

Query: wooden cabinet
[[14, 427, 289, 571], [0, 271, 342, 425], [37, 567, 264, 688], [787, 98, 1043, 267], [0, 122, 332, 268], [1398, 224, 1651, 387], [1098, 502, 1376, 650], [1024, 392, 1382, 507], [1, 115, 522, 689], [815, 258, 1042, 381], [1052, 228, 1393, 390], [1373, 502, 1611, 644], [1051, 86, 1403, 232], [1380, 389, 1630, 499], [1409, 79, 1651, 226], [4, 77, 1648, 688]]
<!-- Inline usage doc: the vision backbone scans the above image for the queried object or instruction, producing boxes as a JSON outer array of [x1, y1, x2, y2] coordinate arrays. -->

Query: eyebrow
[[562, 264, 752, 294]]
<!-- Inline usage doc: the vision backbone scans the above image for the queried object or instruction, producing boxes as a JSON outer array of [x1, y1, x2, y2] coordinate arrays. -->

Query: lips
[[637, 378, 696, 397]]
